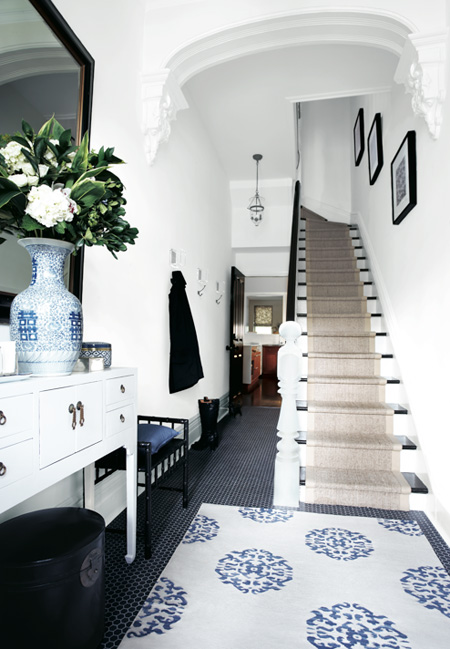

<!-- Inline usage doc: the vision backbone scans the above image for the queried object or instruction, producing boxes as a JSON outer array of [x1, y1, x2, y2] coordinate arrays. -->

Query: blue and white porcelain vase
[[9, 238, 83, 376]]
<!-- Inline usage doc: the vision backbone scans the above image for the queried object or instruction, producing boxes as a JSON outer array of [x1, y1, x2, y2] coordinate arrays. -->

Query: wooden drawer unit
[[0, 436, 33, 489], [106, 403, 134, 438], [106, 374, 135, 406], [39, 381, 103, 468], [0, 368, 138, 564], [0, 394, 33, 440]]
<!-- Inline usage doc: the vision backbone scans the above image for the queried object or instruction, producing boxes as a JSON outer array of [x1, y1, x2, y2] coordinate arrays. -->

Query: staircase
[[294, 207, 427, 510]]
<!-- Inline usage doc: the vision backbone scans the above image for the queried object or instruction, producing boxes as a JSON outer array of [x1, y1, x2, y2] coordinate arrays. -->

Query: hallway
[[241, 376, 282, 408], [101, 407, 449, 648]]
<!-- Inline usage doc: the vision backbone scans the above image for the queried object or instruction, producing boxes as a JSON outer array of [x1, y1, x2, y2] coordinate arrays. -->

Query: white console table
[[0, 367, 137, 563]]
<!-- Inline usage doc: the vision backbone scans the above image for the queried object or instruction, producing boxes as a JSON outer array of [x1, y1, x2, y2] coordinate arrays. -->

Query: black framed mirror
[[0, 0, 94, 322]]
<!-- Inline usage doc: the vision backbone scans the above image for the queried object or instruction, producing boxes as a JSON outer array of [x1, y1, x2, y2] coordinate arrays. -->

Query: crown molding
[[141, 69, 189, 165], [165, 10, 412, 85], [394, 30, 448, 139]]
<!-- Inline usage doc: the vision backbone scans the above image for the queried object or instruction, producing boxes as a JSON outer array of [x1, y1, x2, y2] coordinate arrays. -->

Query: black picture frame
[[391, 131, 417, 225], [353, 108, 364, 166], [368, 113, 383, 185]]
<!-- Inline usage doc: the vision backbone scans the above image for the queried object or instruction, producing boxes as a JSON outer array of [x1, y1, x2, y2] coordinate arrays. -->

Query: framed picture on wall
[[391, 131, 417, 225], [368, 113, 383, 185], [353, 108, 364, 166]]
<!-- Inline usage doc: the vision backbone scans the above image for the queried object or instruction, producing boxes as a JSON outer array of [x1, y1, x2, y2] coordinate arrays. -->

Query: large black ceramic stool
[[0, 507, 105, 649], [192, 397, 220, 450]]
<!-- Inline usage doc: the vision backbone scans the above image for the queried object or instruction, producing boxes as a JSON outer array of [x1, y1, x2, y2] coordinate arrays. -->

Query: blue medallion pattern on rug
[[126, 577, 188, 638], [182, 515, 220, 544], [216, 548, 293, 594], [401, 566, 450, 618], [378, 519, 424, 536], [239, 507, 293, 523], [307, 602, 412, 648], [305, 527, 374, 561]]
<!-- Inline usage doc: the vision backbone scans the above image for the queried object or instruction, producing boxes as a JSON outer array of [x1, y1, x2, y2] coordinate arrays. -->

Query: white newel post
[[273, 321, 303, 507]]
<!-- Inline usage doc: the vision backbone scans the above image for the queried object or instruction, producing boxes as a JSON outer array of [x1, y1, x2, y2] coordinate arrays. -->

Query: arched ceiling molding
[[394, 30, 448, 139], [141, 69, 189, 165], [164, 11, 414, 86], [142, 9, 447, 163], [0, 48, 78, 85]]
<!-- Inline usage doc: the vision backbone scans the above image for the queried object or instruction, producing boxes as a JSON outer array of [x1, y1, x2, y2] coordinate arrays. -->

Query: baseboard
[[302, 195, 352, 224]]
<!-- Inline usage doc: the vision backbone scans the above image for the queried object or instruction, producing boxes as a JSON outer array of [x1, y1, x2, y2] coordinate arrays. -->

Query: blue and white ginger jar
[[9, 237, 83, 376]]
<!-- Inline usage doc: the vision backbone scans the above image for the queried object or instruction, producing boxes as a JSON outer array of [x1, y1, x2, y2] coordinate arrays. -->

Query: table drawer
[[0, 437, 33, 489], [106, 375, 135, 406], [0, 394, 33, 440], [106, 404, 135, 438]]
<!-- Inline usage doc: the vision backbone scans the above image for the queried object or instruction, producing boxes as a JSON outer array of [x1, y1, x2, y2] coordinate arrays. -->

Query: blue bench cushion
[[138, 423, 179, 454]]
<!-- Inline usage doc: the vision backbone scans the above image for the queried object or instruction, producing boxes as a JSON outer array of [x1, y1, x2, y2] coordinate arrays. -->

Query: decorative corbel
[[395, 31, 447, 139], [141, 70, 188, 165]]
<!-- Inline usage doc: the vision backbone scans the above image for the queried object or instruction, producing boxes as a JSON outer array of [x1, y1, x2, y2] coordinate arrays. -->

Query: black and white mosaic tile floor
[[101, 406, 450, 649]]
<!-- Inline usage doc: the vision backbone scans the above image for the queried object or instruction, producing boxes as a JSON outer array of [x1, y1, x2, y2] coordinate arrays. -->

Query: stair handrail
[[286, 180, 301, 321], [273, 320, 302, 507]]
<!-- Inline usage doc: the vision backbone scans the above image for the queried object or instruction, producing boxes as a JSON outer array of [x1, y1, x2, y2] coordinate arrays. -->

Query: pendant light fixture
[[248, 154, 264, 226]]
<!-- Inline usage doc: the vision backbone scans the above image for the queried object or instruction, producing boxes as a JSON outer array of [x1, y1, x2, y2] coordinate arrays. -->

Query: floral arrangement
[[0, 117, 138, 257]]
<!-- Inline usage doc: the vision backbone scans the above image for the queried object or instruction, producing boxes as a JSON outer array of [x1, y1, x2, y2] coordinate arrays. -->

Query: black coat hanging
[[168, 270, 204, 394]]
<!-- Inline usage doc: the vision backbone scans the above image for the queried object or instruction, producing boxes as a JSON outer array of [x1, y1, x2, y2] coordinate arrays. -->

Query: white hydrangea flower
[[21, 162, 35, 176], [38, 165, 48, 177], [8, 173, 28, 188], [27, 175, 39, 186], [25, 184, 78, 228], [2, 141, 29, 173]]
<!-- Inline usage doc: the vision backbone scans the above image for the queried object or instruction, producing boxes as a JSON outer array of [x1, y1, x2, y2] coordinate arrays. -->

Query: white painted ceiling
[[184, 42, 399, 181]]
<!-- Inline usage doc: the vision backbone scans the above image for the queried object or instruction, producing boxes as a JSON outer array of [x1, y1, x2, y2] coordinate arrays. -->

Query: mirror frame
[[0, 0, 94, 323]]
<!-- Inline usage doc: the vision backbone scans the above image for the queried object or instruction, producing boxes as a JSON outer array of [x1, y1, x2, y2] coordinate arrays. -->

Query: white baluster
[[273, 321, 303, 507]]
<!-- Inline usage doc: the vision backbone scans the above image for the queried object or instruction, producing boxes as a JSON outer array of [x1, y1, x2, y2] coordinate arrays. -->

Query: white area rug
[[119, 504, 450, 648]]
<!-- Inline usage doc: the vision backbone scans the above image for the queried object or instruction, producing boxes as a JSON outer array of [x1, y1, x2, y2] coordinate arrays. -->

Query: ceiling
[[184, 42, 399, 181]]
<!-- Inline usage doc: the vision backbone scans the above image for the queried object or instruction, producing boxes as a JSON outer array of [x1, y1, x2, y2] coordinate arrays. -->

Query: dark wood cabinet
[[262, 345, 280, 376]]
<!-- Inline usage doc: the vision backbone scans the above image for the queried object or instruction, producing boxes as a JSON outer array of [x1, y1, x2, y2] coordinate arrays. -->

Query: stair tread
[[308, 351, 381, 358], [306, 296, 367, 301], [299, 467, 427, 493], [307, 431, 402, 450], [296, 431, 416, 450], [304, 400, 395, 414], [297, 400, 407, 414], [308, 332, 376, 337], [305, 466, 411, 493], [307, 375, 386, 385]]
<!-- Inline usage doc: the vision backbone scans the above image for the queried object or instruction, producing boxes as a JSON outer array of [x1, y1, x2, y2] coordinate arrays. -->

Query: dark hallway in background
[[242, 376, 281, 407]]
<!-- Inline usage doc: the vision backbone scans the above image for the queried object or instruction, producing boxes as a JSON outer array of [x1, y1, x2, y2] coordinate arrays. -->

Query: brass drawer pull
[[0, 462, 6, 476], [0, 411, 6, 426], [68, 403, 76, 429], [77, 401, 85, 426]]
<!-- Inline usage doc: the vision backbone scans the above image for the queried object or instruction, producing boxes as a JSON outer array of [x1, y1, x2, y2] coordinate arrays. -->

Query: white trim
[[302, 195, 352, 223], [287, 85, 393, 104], [164, 10, 413, 86]]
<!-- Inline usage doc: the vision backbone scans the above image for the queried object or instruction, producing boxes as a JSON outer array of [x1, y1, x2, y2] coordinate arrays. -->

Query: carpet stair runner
[[301, 209, 411, 510]]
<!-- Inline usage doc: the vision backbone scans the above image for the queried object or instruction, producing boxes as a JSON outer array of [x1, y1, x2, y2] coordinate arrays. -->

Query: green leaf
[[34, 137, 47, 159], [21, 214, 45, 232], [59, 129, 73, 149], [20, 149, 39, 174], [0, 177, 25, 209], [70, 131, 89, 173], [21, 120, 34, 140], [54, 221, 67, 234], [38, 116, 56, 138], [70, 179, 105, 207], [11, 135, 31, 148]]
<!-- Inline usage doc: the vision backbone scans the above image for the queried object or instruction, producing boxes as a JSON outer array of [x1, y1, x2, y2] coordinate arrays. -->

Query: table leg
[[124, 443, 137, 564]]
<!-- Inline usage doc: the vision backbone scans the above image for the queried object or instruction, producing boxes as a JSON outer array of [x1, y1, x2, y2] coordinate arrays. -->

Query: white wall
[[350, 42, 450, 536], [0, 0, 232, 524], [301, 97, 353, 223], [53, 0, 232, 423]]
